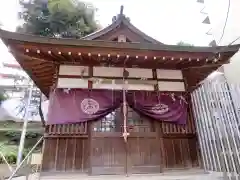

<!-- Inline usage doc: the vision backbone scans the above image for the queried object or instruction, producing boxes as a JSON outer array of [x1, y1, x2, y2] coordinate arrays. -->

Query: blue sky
[[0, 0, 213, 64]]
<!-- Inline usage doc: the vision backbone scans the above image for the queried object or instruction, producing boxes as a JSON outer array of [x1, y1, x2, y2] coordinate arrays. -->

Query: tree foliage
[[0, 130, 42, 164], [4, 131, 42, 142], [177, 41, 194, 46], [0, 92, 8, 104], [17, 0, 99, 38]]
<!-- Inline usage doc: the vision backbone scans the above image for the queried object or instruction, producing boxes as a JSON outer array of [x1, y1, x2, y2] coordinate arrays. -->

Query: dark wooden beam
[[57, 74, 184, 82], [180, 61, 229, 70]]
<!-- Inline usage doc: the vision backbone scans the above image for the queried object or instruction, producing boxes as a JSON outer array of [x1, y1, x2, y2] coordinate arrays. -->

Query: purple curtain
[[47, 89, 122, 125], [127, 91, 187, 124], [47, 89, 187, 125]]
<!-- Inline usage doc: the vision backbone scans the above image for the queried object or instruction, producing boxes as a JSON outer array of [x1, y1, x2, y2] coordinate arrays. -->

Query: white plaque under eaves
[[126, 68, 153, 78], [158, 81, 185, 91], [57, 78, 88, 88], [59, 65, 89, 76], [93, 67, 123, 77], [157, 69, 183, 80], [93, 67, 153, 78]]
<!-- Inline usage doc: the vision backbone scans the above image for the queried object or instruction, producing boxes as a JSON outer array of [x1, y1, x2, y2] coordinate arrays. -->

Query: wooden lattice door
[[126, 107, 161, 174], [90, 106, 161, 175], [90, 107, 126, 175]]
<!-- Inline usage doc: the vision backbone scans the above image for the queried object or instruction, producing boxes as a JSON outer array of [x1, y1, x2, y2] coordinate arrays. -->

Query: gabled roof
[[0, 28, 239, 97], [82, 7, 163, 44]]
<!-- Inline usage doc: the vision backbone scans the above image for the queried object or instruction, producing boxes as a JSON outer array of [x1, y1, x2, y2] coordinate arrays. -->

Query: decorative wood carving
[[118, 35, 126, 42]]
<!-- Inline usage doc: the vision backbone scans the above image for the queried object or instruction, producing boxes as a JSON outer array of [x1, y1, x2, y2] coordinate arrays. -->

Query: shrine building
[[0, 6, 239, 176]]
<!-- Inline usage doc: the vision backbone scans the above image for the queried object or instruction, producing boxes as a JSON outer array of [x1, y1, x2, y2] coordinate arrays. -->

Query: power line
[[218, 0, 231, 44], [228, 36, 240, 46]]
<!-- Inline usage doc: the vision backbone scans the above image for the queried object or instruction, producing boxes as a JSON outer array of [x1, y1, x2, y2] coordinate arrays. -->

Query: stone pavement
[[3, 169, 226, 180]]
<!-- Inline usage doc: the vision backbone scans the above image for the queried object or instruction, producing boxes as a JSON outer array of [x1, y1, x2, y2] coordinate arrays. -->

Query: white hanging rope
[[122, 69, 129, 142]]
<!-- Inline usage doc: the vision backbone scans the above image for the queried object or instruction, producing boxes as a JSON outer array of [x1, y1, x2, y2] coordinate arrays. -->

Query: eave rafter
[[0, 29, 239, 97], [10, 43, 232, 69], [12, 51, 58, 96]]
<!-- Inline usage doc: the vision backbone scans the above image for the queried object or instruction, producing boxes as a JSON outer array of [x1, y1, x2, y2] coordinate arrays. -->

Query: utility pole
[[16, 82, 34, 165]]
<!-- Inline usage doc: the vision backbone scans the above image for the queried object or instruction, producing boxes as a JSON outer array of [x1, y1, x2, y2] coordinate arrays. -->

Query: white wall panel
[[57, 78, 88, 88], [126, 68, 153, 78], [93, 67, 153, 78], [93, 67, 123, 77], [93, 83, 154, 91], [93, 83, 123, 90], [157, 69, 183, 79], [93, 79, 155, 90], [59, 65, 89, 76], [158, 81, 185, 91], [127, 84, 154, 91]]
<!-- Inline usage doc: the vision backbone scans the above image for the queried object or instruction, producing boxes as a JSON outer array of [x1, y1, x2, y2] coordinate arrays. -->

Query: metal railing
[[0, 136, 43, 180], [191, 77, 240, 180], [0, 151, 13, 173]]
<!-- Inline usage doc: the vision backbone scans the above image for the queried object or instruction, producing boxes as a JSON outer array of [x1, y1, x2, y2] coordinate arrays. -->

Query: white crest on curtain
[[151, 103, 169, 114], [81, 98, 99, 115]]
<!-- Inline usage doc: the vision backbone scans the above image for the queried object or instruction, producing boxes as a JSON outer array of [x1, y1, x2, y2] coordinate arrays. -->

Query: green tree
[[177, 41, 194, 46], [17, 0, 99, 38]]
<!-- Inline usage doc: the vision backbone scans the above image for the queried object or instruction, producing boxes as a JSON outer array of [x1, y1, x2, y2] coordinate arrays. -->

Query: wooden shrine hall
[[0, 6, 239, 175]]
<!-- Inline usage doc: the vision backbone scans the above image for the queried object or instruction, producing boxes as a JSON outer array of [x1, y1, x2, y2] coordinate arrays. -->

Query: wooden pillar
[[72, 138, 77, 171], [54, 138, 59, 170], [39, 136, 46, 172], [88, 123, 93, 174], [182, 69, 201, 168], [152, 69, 165, 173], [88, 66, 93, 174]]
